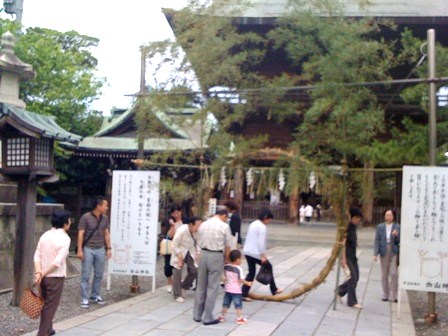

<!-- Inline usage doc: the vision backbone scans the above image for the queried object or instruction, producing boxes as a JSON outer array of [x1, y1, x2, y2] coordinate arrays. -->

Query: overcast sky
[[2, 0, 187, 115]]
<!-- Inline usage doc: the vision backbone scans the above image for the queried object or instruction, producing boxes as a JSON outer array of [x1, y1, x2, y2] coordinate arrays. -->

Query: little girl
[[219, 249, 252, 324]]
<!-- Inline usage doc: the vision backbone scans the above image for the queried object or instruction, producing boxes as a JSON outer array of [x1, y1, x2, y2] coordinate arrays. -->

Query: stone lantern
[[0, 31, 81, 305]]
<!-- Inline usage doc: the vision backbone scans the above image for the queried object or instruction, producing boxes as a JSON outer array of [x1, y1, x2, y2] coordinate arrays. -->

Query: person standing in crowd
[[171, 216, 202, 303], [77, 197, 112, 308], [225, 200, 242, 247], [34, 209, 72, 336], [299, 204, 306, 223], [337, 208, 363, 309], [304, 203, 314, 222], [219, 249, 253, 325], [242, 208, 282, 301], [194, 206, 233, 325], [316, 203, 322, 221], [374, 209, 400, 302], [162, 203, 185, 293]]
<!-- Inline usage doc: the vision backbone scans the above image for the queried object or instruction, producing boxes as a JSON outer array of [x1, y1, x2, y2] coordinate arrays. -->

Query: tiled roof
[[0, 103, 81, 143], [72, 105, 211, 155], [242, 0, 448, 18]]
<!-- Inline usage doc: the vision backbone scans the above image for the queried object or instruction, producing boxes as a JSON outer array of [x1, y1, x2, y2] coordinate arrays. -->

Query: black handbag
[[256, 263, 273, 285]]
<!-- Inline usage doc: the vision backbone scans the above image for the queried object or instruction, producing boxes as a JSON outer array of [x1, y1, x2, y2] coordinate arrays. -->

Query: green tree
[[143, 0, 448, 220], [0, 21, 107, 192], [371, 29, 448, 166], [15, 27, 105, 136]]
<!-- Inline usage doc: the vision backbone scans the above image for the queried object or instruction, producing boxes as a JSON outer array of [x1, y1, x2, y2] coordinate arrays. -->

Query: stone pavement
[[24, 222, 416, 336]]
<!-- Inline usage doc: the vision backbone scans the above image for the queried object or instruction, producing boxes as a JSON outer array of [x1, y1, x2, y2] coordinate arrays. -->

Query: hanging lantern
[[278, 169, 286, 191], [309, 170, 316, 189], [220, 166, 227, 188], [246, 168, 253, 188]]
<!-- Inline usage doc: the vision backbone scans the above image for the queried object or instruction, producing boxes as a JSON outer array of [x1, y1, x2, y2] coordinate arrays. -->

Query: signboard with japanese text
[[400, 166, 448, 293], [109, 170, 160, 277]]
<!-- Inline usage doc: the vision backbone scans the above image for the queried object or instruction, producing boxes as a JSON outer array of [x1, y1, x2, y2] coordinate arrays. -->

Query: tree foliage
[[15, 27, 105, 136], [0, 20, 107, 189], [140, 0, 448, 207]]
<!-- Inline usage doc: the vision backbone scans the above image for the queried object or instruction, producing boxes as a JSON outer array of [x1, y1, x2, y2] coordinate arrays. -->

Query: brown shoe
[[275, 289, 283, 294], [351, 303, 363, 309], [242, 297, 253, 302]]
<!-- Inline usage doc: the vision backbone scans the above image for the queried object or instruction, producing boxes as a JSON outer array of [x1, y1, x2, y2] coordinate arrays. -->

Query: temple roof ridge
[[0, 103, 81, 143]]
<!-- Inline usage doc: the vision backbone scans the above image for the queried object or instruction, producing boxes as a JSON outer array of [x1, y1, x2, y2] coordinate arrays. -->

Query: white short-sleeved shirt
[[243, 219, 267, 259]]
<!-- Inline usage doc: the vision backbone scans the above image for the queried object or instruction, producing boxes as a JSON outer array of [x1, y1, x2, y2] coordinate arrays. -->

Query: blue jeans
[[81, 246, 106, 301], [223, 292, 243, 309]]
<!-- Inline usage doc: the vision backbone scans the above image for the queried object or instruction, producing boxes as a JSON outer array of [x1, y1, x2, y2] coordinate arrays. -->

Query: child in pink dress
[[219, 250, 253, 324]]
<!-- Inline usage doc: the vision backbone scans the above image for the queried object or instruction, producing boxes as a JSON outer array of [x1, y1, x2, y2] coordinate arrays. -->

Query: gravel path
[[2, 255, 448, 336], [0, 255, 167, 336], [408, 290, 448, 336]]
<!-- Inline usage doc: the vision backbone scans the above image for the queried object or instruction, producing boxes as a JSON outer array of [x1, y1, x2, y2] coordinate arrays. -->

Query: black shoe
[[193, 318, 201, 323], [382, 298, 389, 302], [393, 299, 398, 303], [203, 319, 220, 325], [49, 330, 56, 336]]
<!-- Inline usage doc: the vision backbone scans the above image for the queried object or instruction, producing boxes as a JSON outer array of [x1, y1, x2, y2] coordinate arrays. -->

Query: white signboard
[[109, 170, 160, 277], [400, 166, 448, 293]]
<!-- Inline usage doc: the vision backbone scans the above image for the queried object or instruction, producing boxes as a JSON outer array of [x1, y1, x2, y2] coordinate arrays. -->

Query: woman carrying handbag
[[33, 209, 72, 336], [170, 216, 202, 302], [162, 204, 185, 293]]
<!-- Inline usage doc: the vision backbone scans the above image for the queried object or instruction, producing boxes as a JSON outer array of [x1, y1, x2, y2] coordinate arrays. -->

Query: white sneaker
[[175, 297, 184, 303], [166, 285, 172, 293], [90, 296, 106, 305]]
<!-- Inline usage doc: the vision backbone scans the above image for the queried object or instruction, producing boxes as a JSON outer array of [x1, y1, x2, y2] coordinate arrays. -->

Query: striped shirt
[[198, 216, 233, 252]]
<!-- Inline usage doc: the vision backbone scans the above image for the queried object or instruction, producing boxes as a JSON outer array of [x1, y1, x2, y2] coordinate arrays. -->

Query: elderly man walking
[[193, 206, 233, 325]]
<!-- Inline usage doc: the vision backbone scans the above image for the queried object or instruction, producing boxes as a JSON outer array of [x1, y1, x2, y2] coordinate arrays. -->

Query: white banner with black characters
[[400, 166, 448, 293], [109, 170, 160, 277]]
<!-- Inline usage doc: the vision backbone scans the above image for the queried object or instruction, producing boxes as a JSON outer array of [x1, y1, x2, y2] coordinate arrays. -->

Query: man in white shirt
[[194, 206, 233, 325], [304, 203, 314, 222], [242, 209, 282, 301]]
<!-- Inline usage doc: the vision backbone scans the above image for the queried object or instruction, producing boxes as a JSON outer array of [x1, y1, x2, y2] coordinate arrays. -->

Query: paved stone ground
[[3, 222, 448, 335], [20, 239, 415, 336], [0, 256, 169, 336]]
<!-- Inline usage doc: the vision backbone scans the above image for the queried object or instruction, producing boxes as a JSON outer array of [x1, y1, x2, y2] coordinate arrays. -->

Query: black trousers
[[338, 257, 359, 306], [164, 254, 173, 278], [242, 255, 278, 297], [38, 277, 64, 336]]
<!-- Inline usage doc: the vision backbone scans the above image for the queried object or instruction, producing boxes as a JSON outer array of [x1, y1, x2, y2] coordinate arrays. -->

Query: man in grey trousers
[[193, 206, 233, 325]]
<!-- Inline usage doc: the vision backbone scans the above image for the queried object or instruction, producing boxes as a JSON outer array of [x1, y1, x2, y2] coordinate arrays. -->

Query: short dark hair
[[384, 208, 396, 219], [215, 205, 228, 216], [189, 215, 202, 225], [170, 203, 182, 214], [224, 200, 238, 211], [51, 209, 71, 229], [229, 249, 241, 262], [258, 208, 274, 220], [349, 208, 362, 218], [92, 197, 106, 210]]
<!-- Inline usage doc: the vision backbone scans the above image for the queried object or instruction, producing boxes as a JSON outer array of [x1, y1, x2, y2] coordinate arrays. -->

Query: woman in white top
[[170, 216, 202, 302], [242, 209, 283, 300], [163, 204, 184, 293], [34, 209, 72, 336]]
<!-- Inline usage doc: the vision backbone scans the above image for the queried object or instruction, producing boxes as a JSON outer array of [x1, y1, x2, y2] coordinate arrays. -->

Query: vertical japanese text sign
[[109, 170, 160, 276], [400, 166, 448, 293]]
